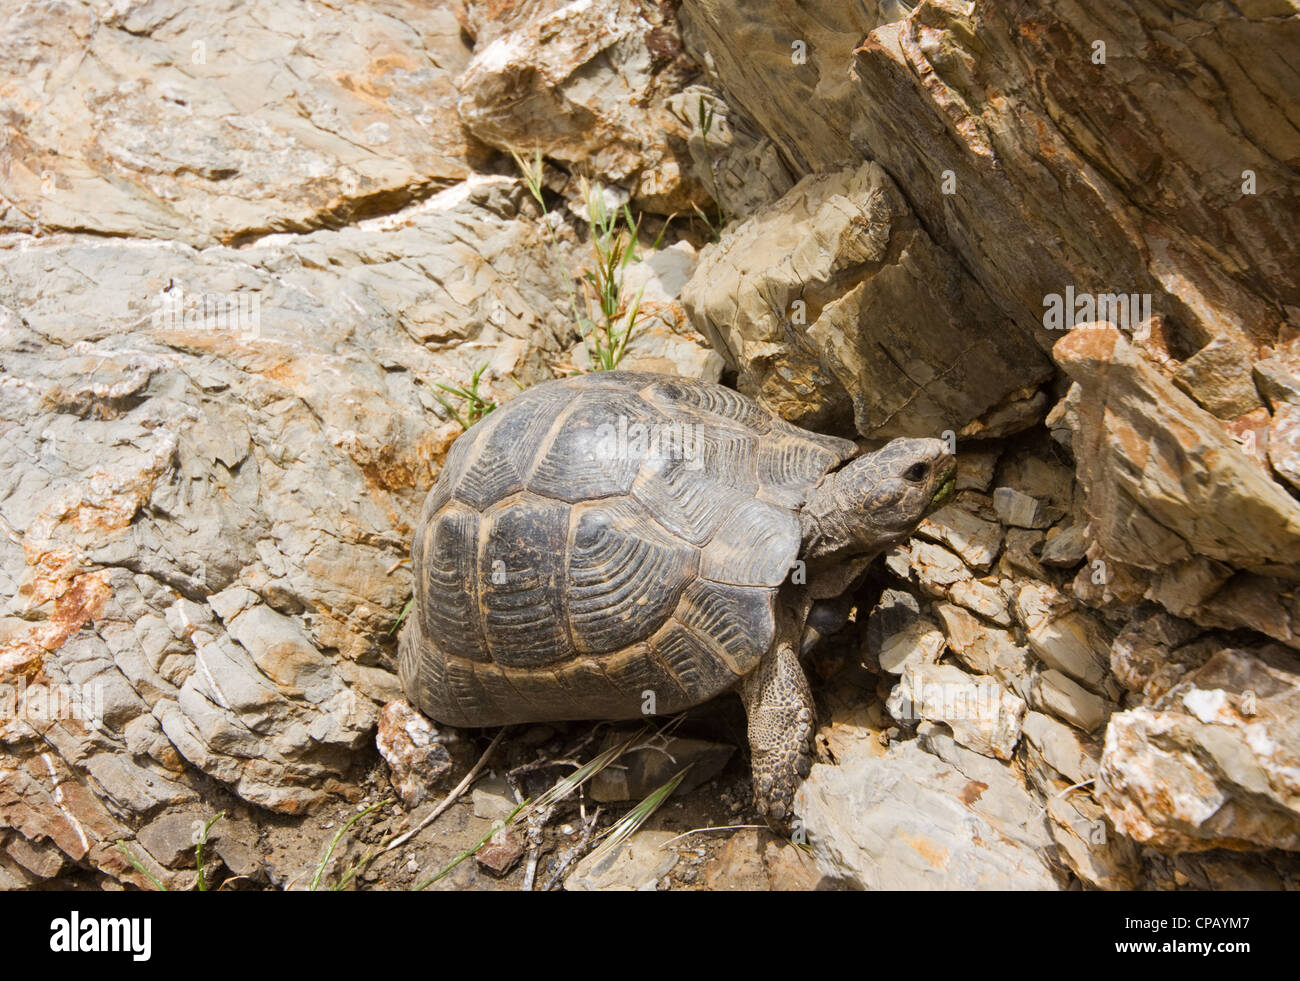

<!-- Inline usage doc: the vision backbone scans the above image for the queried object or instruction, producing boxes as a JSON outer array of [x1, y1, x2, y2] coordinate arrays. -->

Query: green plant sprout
[[194, 811, 224, 892], [574, 178, 672, 371], [507, 147, 670, 373], [311, 799, 389, 891], [693, 95, 728, 238], [389, 596, 414, 635], [433, 362, 497, 430], [116, 841, 166, 891], [114, 810, 223, 891]]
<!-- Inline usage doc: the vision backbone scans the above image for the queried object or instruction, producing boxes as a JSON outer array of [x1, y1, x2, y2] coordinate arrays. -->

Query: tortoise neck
[[800, 473, 860, 562]]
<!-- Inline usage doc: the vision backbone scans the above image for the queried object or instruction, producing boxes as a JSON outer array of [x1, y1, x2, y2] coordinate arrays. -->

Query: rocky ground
[[2, 0, 1298, 890]]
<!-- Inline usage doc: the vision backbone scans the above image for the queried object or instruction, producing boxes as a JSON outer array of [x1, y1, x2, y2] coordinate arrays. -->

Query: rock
[[475, 827, 525, 877], [1109, 610, 1206, 704], [135, 811, 206, 869], [998, 529, 1048, 581], [1022, 718, 1128, 891], [665, 86, 795, 221], [570, 242, 724, 381], [1254, 353, 1300, 411], [947, 579, 1012, 627], [1099, 645, 1300, 853], [1174, 337, 1267, 419], [377, 700, 456, 809], [687, 0, 1300, 366], [211, 830, 265, 884], [0, 0, 480, 245], [1044, 793, 1140, 891], [1040, 525, 1090, 568], [470, 775, 518, 823], [993, 487, 1049, 530], [701, 829, 769, 890], [796, 739, 1060, 890], [681, 160, 1050, 436], [1227, 408, 1275, 468], [1143, 557, 1234, 619], [0, 852, 38, 890], [1069, 549, 1150, 611], [933, 603, 1032, 695], [883, 545, 913, 582], [678, 0, 888, 175], [908, 541, 973, 597], [887, 663, 1026, 760], [1193, 574, 1300, 650], [916, 501, 1004, 571], [454, 0, 704, 214], [1021, 712, 1100, 787], [2, 831, 66, 880], [0, 172, 573, 882], [865, 589, 945, 675], [958, 388, 1050, 441], [955, 450, 1000, 492], [1166, 852, 1298, 891], [1012, 583, 1115, 695], [1046, 385, 1081, 453], [1268, 403, 1300, 492], [622, 242, 697, 308], [997, 452, 1076, 510], [761, 836, 829, 891], [1029, 670, 1114, 734], [565, 830, 680, 891], [697, 828, 833, 890], [589, 735, 733, 803], [1053, 327, 1300, 583]]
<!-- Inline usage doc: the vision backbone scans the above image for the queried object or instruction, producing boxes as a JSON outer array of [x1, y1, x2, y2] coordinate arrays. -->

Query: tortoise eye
[[903, 463, 928, 482]]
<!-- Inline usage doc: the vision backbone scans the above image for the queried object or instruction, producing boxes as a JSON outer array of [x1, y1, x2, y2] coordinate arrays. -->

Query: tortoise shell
[[399, 371, 857, 726]]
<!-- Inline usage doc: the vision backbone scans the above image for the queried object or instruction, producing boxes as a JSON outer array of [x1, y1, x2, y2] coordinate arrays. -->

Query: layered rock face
[[0, 176, 582, 887], [0, 0, 484, 244], [679, 0, 1300, 885], [2, 0, 1299, 890]]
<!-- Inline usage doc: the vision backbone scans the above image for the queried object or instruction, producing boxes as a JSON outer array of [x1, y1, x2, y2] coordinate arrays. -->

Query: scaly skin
[[747, 437, 957, 833], [741, 635, 816, 833]]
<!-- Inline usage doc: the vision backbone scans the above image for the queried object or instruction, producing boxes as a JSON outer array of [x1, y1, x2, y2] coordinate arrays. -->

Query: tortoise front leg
[[740, 637, 815, 834]]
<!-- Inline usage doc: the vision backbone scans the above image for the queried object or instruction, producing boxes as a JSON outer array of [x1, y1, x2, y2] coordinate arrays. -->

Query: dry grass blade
[[526, 726, 647, 815], [329, 728, 510, 891], [583, 764, 693, 872], [658, 824, 764, 848], [380, 727, 509, 854], [509, 147, 547, 214], [540, 807, 601, 891], [412, 726, 651, 890]]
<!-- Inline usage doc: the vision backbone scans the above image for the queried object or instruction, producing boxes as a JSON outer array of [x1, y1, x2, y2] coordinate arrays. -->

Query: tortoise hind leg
[[740, 639, 815, 834]]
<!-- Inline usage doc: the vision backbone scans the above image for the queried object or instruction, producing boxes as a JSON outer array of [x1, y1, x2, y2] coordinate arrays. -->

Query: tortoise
[[399, 370, 956, 829]]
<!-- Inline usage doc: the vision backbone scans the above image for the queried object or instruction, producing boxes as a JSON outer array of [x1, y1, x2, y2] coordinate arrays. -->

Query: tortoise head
[[820, 437, 956, 555]]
